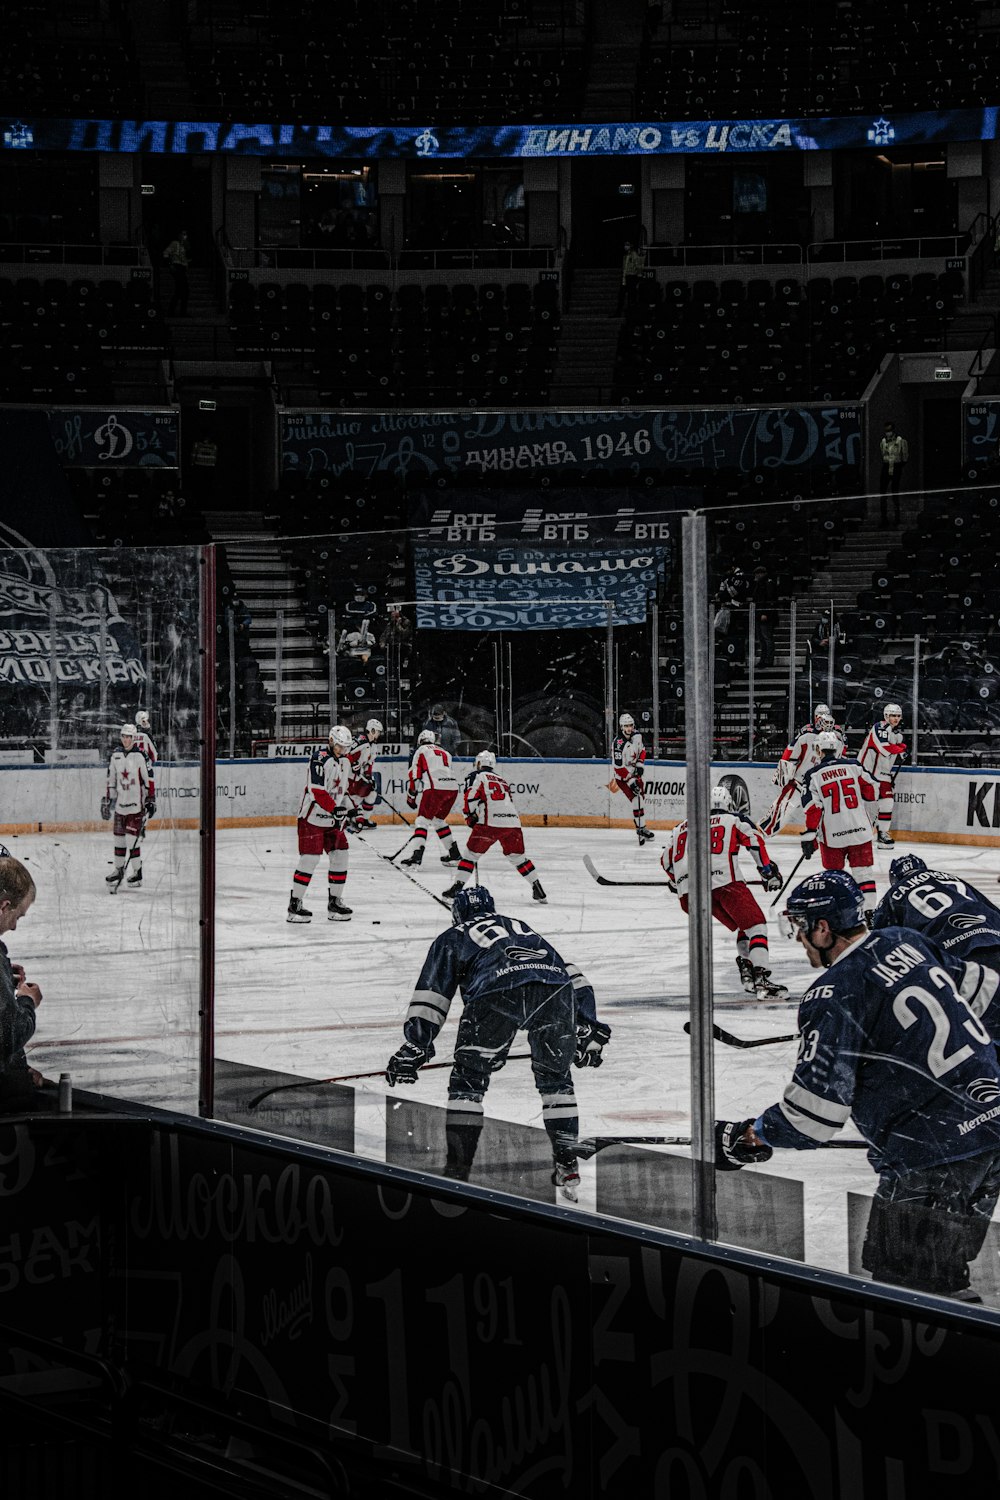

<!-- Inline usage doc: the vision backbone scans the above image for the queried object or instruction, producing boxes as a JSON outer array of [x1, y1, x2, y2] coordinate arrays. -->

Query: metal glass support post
[[227, 607, 236, 759], [787, 600, 797, 743], [747, 602, 756, 761], [652, 604, 660, 758], [97, 597, 108, 735], [826, 596, 835, 707], [605, 602, 615, 757], [682, 513, 717, 1242], [48, 599, 59, 757], [912, 634, 921, 766], [198, 545, 217, 1118], [328, 607, 338, 727], [274, 609, 284, 740]]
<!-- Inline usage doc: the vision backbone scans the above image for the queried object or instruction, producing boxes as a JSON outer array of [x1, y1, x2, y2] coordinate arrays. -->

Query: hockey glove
[[100, 796, 112, 821], [333, 805, 350, 825], [800, 837, 816, 860], [715, 1119, 773, 1172], [760, 862, 783, 893], [144, 796, 156, 819], [406, 793, 418, 811], [574, 1019, 612, 1068], [385, 1039, 435, 1087], [464, 812, 477, 827]]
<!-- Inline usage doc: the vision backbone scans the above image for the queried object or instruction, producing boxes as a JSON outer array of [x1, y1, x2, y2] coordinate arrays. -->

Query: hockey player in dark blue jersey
[[385, 885, 610, 1203], [870, 854, 1000, 1034], [715, 870, 1000, 1299]]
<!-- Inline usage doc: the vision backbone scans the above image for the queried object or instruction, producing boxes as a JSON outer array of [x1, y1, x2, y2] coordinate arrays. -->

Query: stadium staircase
[[550, 269, 622, 402], [720, 499, 923, 750], [204, 516, 330, 736], [581, 0, 645, 118]]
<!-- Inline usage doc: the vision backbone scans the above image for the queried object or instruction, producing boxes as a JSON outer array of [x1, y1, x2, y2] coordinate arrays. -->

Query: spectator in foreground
[[0, 855, 50, 1112]]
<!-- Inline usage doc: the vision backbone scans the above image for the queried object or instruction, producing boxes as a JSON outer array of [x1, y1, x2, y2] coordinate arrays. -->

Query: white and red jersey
[[297, 747, 350, 827], [801, 758, 878, 849], [134, 730, 157, 795], [857, 720, 906, 782], [778, 721, 846, 784], [107, 747, 150, 815], [348, 736, 377, 782], [612, 731, 646, 782], [662, 810, 771, 896], [464, 769, 521, 829], [408, 742, 459, 796]]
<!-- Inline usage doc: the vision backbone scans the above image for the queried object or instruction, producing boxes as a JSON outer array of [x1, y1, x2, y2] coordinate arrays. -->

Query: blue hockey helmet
[[783, 871, 866, 944], [451, 885, 495, 925], [889, 853, 926, 883]]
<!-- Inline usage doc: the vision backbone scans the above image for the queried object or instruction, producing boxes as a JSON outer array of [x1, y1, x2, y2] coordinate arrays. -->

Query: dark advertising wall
[[3, 1108, 1000, 1496], [280, 406, 863, 478]]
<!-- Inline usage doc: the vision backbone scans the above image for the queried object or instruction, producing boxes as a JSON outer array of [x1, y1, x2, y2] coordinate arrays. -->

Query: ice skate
[[552, 1160, 580, 1203], [752, 966, 788, 1001], [400, 847, 424, 867], [876, 828, 894, 848], [327, 896, 353, 922], [354, 814, 376, 830], [106, 868, 124, 892], [443, 880, 465, 899], [440, 845, 462, 865], [286, 896, 312, 923], [531, 880, 547, 904], [736, 956, 756, 994], [637, 827, 655, 845], [126, 868, 143, 886]]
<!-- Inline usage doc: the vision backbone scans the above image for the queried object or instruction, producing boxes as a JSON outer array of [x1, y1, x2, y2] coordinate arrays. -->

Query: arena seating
[[238, 279, 561, 406], [615, 268, 965, 404]]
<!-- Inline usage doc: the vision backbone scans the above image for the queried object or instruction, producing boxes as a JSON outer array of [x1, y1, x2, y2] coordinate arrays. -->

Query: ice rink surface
[[8, 820, 1000, 1277]]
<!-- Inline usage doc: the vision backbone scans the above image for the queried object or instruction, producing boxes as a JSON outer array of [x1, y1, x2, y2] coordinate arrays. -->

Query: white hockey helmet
[[884, 702, 903, 720], [813, 703, 834, 729], [710, 785, 734, 812], [329, 725, 353, 753], [417, 729, 436, 746], [619, 713, 635, 732], [475, 750, 497, 772], [365, 718, 383, 739], [120, 722, 137, 740], [816, 730, 840, 752], [135, 710, 151, 731]]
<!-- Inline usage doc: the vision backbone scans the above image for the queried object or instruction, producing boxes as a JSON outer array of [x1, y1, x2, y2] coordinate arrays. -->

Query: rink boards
[[2, 754, 1000, 845]]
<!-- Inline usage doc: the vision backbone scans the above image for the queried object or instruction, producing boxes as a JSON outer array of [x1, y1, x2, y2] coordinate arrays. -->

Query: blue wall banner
[[47, 408, 180, 467], [964, 400, 1000, 471], [282, 407, 862, 477], [4, 110, 1000, 157], [413, 543, 665, 630]]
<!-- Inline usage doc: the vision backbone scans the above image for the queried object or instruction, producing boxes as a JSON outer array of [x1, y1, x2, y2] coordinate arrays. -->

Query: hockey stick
[[769, 850, 808, 908], [247, 1051, 532, 1110], [351, 826, 452, 911], [583, 855, 669, 888], [375, 788, 414, 827], [576, 1134, 867, 1158], [582, 855, 762, 890], [108, 814, 147, 894], [683, 1020, 797, 1049]]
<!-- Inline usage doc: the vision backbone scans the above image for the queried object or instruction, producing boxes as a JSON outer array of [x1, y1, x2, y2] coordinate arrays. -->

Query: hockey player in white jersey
[[662, 785, 787, 999], [133, 710, 157, 811], [443, 751, 547, 904], [799, 732, 879, 918], [611, 713, 653, 844], [400, 730, 463, 868], [101, 722, 153, 890], [346, 717, 382, 832], [760, 703, 847, 835], [287, 725, 353, 923], [857, 702, 906, 847]]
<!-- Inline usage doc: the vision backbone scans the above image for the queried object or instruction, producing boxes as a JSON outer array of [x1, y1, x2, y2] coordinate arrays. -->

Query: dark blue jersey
[[755, 926, 1000, 1173], [403, 913, 599, 1049], [871, 868, 1000, 1035]]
